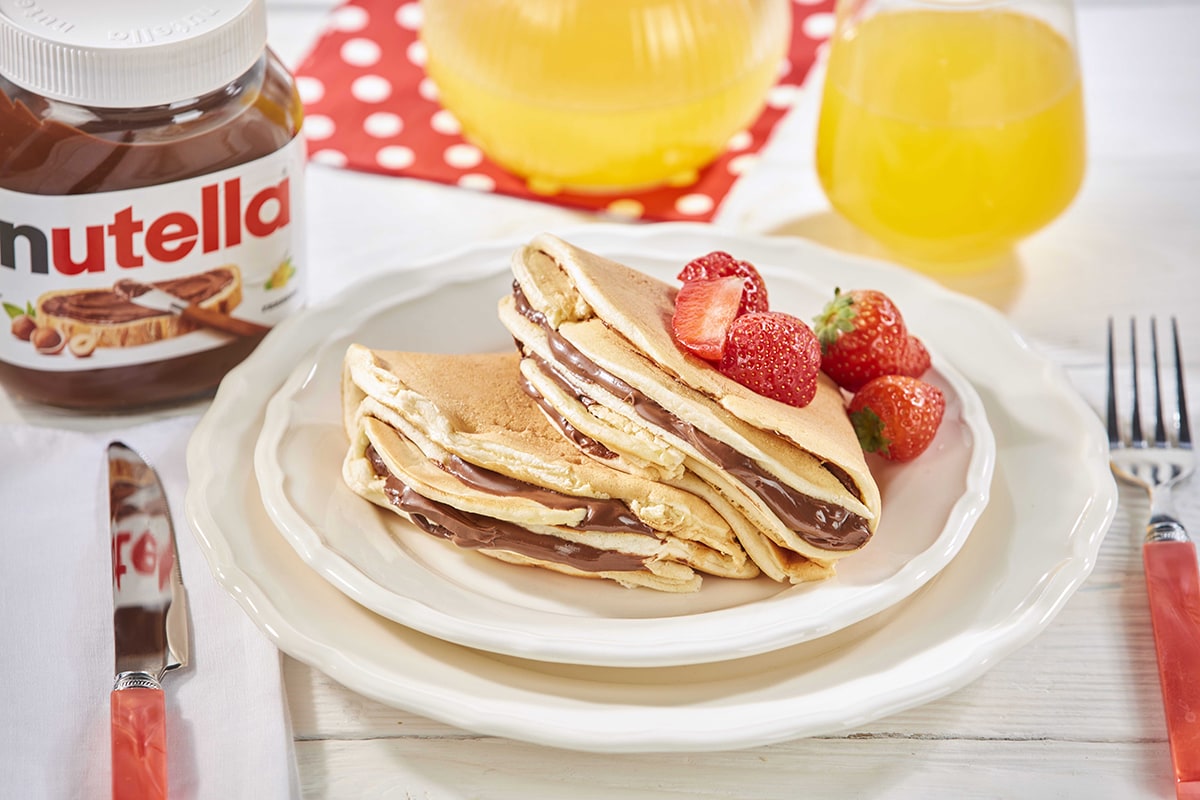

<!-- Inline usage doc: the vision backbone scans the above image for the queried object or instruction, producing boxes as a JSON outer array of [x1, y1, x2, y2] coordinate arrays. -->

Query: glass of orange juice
[[420, 0, 791, 193], [815, 0, 1086, 266]]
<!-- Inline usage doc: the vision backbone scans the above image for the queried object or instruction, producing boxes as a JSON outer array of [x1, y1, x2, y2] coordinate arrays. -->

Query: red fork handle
[[1143, 540, 1200, 799], [111, 684, 168, 800]]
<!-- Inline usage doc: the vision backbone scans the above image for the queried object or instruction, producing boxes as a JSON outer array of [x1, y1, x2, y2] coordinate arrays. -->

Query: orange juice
[[420, 0, 790, 192], [815, 9, 1085, 262]]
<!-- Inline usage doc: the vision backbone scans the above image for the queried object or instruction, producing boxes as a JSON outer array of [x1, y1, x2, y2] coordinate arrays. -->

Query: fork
[[1106, 317, 1200, 799]]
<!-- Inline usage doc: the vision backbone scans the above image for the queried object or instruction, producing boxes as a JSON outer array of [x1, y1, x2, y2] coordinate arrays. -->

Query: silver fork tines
[[1106, 316, 1195, 543]]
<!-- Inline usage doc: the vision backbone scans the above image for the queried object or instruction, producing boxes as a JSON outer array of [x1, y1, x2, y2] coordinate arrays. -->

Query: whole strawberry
[[718, 311, 822, 408], [814, 288, 929, 392], [677, 251, 769, 317], [848, 375, 945, 462]]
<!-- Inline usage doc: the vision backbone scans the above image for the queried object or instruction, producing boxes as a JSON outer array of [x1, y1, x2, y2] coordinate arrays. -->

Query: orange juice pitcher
[[815, 0, 1086, 265], [420, 0, 791, 193]]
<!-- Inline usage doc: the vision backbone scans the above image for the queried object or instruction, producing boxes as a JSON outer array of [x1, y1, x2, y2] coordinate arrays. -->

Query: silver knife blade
[[112, 280, 187, 315], [108, 442, 190, 680]]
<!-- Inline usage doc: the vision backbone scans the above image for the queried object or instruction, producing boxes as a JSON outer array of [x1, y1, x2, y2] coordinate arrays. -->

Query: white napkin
[[0, 415, 299, 800]]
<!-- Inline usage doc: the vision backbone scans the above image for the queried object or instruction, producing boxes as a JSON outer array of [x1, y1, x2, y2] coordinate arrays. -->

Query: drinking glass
[[815, 0, 1086, 266]]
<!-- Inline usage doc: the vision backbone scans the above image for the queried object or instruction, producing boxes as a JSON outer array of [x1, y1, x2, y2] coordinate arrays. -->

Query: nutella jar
[[0, 0, 305, 410]]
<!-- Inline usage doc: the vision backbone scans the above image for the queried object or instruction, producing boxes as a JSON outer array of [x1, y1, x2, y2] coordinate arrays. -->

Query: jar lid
[[0, 0, 267, 108]]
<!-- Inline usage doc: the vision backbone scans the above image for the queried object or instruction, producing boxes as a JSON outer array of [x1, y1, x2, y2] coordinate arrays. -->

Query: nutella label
[[0, 136, 306, 370]]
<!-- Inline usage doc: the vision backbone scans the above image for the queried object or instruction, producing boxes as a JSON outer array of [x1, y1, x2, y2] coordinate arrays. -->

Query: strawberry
[[718, 311, 822, 408], [677, 251, 769, 316], [671, 276, 744, 361], [848, 375, 945, 462], [814, 288, 928, 391], [898, 335, 931, 377]]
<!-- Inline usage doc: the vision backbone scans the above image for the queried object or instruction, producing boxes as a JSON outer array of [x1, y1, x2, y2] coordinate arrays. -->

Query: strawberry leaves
[[814, 287, 931, 392]]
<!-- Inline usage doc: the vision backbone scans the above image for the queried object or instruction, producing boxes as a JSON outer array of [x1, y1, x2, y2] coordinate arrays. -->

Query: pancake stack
[[497, 234, 882, 583], [341, 234, 882, 591], [342, 346, 758, 592]]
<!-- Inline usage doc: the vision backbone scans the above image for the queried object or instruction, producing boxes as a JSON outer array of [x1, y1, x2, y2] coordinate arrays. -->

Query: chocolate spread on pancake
[[517, 367, 620, 460], [366, 445, 648, 573], [0, 28, 304, 410], [439, 453, 654, 534], [512, 285, 871, 551]]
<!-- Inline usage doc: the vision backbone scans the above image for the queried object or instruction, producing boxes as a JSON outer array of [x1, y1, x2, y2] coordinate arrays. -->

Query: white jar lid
[[0, 0, 267, 108]]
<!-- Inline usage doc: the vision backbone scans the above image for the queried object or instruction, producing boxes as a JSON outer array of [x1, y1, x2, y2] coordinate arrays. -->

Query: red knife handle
[[1143, 540, 1200, 799], [111, 679, 168, 800], [179, 304, 271, 338]]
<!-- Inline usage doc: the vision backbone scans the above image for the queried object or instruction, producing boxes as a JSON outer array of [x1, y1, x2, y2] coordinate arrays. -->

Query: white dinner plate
[[186, 223, 1117, 753], [251, 240, 993, 667]]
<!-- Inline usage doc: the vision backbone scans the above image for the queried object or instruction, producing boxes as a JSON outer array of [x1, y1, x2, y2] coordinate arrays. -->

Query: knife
[[113, 278, 271, 338], [108, 442, 190, 800]]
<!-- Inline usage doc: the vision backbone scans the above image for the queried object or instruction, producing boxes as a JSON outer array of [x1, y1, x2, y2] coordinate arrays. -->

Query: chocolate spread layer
[[439, 453, 653, 534], [511, 285, 871, 551], [40, 268, 236, 324], [0, 58, 297, 195], [366, 445, 647, 573], [517, 367, 620, 460]]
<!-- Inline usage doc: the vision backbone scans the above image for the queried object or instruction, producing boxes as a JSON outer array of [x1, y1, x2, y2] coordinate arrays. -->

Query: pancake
[[341, 345, 759, 592], [497, 234, 882, 582]]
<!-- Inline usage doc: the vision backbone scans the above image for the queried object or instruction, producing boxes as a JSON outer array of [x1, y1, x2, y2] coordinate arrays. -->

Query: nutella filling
[[438, 453, 653, 534], [42, 268, 236, 324], [517, 367, 619, 460], [512, 284, 871, 551], [365, 445, 647, 573]]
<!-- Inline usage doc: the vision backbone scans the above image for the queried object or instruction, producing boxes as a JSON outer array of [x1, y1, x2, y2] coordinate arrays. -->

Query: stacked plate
[[185, 224, 1116, 752]]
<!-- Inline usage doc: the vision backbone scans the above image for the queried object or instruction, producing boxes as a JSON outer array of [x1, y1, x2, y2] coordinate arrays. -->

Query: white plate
[[252, 245, 993, 667], [186, 223, 1117, 753]]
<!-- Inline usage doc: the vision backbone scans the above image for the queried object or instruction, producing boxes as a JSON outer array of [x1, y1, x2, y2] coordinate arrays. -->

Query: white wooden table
[[7, 1, 1197, 797]]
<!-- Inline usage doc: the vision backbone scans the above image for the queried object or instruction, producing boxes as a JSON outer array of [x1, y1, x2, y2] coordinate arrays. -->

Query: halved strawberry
[[677, 251, 769, 316], [671, 276, 744, 361], [814, 288, 917, 392], [718, 311, 822, 408], [848, 375, 945, 462]]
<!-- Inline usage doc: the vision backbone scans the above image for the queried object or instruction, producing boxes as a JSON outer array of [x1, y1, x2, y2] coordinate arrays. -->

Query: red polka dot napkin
[[294, 0, 835, 223]]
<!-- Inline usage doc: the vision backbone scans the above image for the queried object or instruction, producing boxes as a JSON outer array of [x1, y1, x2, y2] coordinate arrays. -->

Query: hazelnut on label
[[31, 327, 65, 355], [10, 314, 36, 341], [68, 333, 97, 358]]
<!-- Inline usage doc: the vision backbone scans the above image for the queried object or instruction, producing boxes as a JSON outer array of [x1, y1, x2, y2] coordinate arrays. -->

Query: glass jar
[[420, 0, 791, 192], [0, 0, 306, 410]]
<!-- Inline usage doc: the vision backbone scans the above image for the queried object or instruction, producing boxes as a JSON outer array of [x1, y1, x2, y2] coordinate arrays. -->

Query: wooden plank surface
[[293, 738, 1176, 799]]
